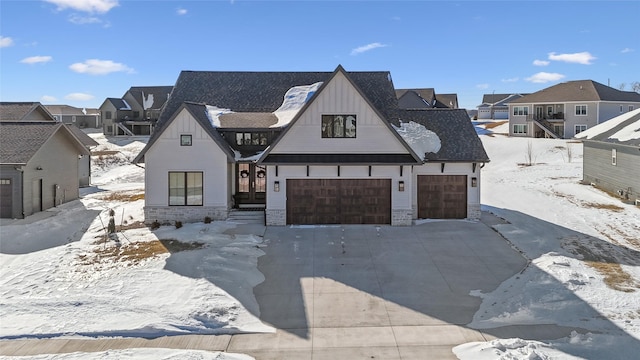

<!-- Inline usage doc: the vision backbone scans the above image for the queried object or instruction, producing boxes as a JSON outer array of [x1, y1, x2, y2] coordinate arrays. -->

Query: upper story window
[[620, 105, 624, 113], [321, 115, 356, 138], [180, 134, 192, 146], [105, 111, 112, 120], [133, 111, 140, 118], [513, 106, 528, 116], [575, 105, 587, 116], [629, 105, 635, 112], [236, 132, 268, 146]]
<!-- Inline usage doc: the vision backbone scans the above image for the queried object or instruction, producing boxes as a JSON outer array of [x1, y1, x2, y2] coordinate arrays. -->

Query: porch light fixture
[[398, 181, 405, 192], [36, 166, 43, 170], [274, 181, 280, 192], [471, 177, 478, 187]]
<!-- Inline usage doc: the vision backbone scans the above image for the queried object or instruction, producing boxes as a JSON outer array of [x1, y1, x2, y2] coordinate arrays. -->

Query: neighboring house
[[395, 88, 458, 109], [100, 86, 173, 136], [45, 105, 101, 128], [0, 105, 92, 218], [477, 93, 526, 120], [575, 108, 640, 205], [508, 80, 640, 139], [134, 65, 489, 226]]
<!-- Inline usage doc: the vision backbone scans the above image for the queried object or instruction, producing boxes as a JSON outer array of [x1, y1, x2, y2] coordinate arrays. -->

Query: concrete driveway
[[0, 213, 586, 359], [229, 215, 532, 359]]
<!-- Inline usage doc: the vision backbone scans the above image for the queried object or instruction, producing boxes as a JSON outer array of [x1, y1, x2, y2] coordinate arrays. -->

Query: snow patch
[[142, 91, 154, 110], [205, 105, 234, 128], [575, 108, 640, 140], [272, 82, 323, 127], [393, 121, 441, 160]]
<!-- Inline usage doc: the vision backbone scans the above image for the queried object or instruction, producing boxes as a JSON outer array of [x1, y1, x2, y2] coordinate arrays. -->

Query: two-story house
[[100, 86, 173, 136], [44, 105, 101, 129], [395, 88, 459, 109], [477, 94, 527, 120], [133, 66, 489, 226], [508, 80, 640, 138]]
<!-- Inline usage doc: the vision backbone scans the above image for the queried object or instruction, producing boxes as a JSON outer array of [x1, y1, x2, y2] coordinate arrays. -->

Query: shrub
[[175, 220, 183, 229], [150, 220, 161, 230], [204, 216, 212, 224]]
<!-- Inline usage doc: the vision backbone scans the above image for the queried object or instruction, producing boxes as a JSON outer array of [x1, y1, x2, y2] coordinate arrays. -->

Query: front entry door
[[235, 163, 266, 207]]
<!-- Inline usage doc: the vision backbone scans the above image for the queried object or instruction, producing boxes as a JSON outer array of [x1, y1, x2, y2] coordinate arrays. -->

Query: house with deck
[[508, 80, 640, 139], [575, 108, 640, 205], [44, 105, 101, 129], [134, 66, 489, 226], [100, 86, 173, 136], [395, 88, 458, 109], [477, 93, 526, 120]]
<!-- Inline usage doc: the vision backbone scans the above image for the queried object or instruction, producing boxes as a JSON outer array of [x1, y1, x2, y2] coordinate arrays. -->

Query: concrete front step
[[227, 210, 265, 224]]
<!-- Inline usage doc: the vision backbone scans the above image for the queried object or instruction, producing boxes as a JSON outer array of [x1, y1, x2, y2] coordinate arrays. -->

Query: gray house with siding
[[45, 105, 101, 129], [100, 86, 173, 136], [1, 102, 92, 218], [575, 108, 640, 205], [508, 80, 640, 139]]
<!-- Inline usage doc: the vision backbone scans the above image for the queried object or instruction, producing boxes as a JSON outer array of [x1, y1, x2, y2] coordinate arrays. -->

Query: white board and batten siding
[[144, 108, 230, 209], [270, 71, 409, 155]]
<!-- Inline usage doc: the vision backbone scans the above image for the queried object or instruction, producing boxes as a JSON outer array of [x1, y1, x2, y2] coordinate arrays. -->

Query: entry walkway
[[0, 215, 586, 359]]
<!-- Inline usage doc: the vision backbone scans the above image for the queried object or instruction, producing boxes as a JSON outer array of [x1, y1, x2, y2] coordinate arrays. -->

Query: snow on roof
[[393, 121, 441, 160], [205, 105, 234, 128], [271, 82, 323, 128], [142, 91, 155, 110], [120, 99, 131, 111], [575, 108, 640, 141]]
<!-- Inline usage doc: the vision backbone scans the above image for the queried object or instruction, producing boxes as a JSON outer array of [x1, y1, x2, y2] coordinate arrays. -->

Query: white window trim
[[575, 104, 587, 116], [513, 124, 527, 134], [575, 124, 587, 134], [612, 149, 617, 166]]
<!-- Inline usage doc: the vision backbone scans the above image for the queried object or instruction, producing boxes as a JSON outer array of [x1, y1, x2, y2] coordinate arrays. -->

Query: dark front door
[[235, 163, 266, 207], [0, 179, 12, 218]]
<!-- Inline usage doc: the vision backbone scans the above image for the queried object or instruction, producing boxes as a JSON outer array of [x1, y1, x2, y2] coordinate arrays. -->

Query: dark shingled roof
[[0, 102, 56, 121], [66, 125, 99, 147], [397, 109, 490, 162], [156, 68, 400, 129], [106, 98, 131, 110], [511, 80, 640, 103], [0, 122, 85, 164], [127, 86, 174, 110], [396, 88, 436, 109], [218, 112, 278, 128]]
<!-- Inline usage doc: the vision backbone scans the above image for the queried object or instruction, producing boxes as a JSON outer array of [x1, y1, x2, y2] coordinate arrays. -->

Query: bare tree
[[632, 81, 640, 93], [619, 83, 627, 91]]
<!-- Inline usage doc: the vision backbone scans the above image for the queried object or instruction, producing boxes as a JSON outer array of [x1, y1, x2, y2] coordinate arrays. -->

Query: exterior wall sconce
[[471, 177, 478, 187], [274, 181, 280, 192], [398, 181, 405, 192], [36, 166, 43, 170]]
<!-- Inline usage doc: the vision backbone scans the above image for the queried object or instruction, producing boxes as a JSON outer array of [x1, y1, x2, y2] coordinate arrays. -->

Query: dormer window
[[321, 115, 356, 138]]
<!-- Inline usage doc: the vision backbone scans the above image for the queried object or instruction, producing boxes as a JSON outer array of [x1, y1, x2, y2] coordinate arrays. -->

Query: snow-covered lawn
[[454, 121, 640, 359], [0, 132, 273, 342]]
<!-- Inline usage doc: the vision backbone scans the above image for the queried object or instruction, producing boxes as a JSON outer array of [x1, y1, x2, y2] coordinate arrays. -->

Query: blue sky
[[1, 0, 639, 110]]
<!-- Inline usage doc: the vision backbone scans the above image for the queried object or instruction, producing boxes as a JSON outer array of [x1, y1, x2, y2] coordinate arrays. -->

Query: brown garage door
[[0, 179, 13, 218], [418, 175, 467, 219], [287, 179, 391, 225]]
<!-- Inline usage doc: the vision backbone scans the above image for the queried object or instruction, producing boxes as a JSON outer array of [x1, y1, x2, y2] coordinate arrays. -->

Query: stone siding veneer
[[391, 209, 413, 226], [265, 209, 286, 226], [144, 206, 228, 225], [467, 203, 481, 221]]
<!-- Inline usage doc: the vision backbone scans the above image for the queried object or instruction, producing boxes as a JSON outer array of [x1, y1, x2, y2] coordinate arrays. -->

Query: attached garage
[[286, 179, 391, 225], [417, 175, 467, 219]]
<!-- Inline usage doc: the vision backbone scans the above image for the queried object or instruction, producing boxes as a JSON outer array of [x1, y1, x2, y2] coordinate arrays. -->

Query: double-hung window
[[575, 124, 587, 134], [513, 106, 528, 116], [513, 124, 527, 134], [169, 172, 203, 206], [321, 115, 356, 138], [575, 105, 587, 116]]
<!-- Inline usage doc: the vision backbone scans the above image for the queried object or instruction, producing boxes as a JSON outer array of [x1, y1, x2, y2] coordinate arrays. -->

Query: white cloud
[[68, 14, 102, 24], [44, 0, 119, 14], [501, 77, 519, 83], [526, 72, 566, 83], [65, 92, 94, 101], [533, 59, 550, 66], [548, 51, 596, 65], [20, 55, 53, 64], [40, 95, 58, 103], [476, 84, 490, 89], [0, 36, 13, 48], [350, 42, 388, 55], [177, 8, 187, 15], [69, 59, 134, 75], [621, 47, 634, 53]]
